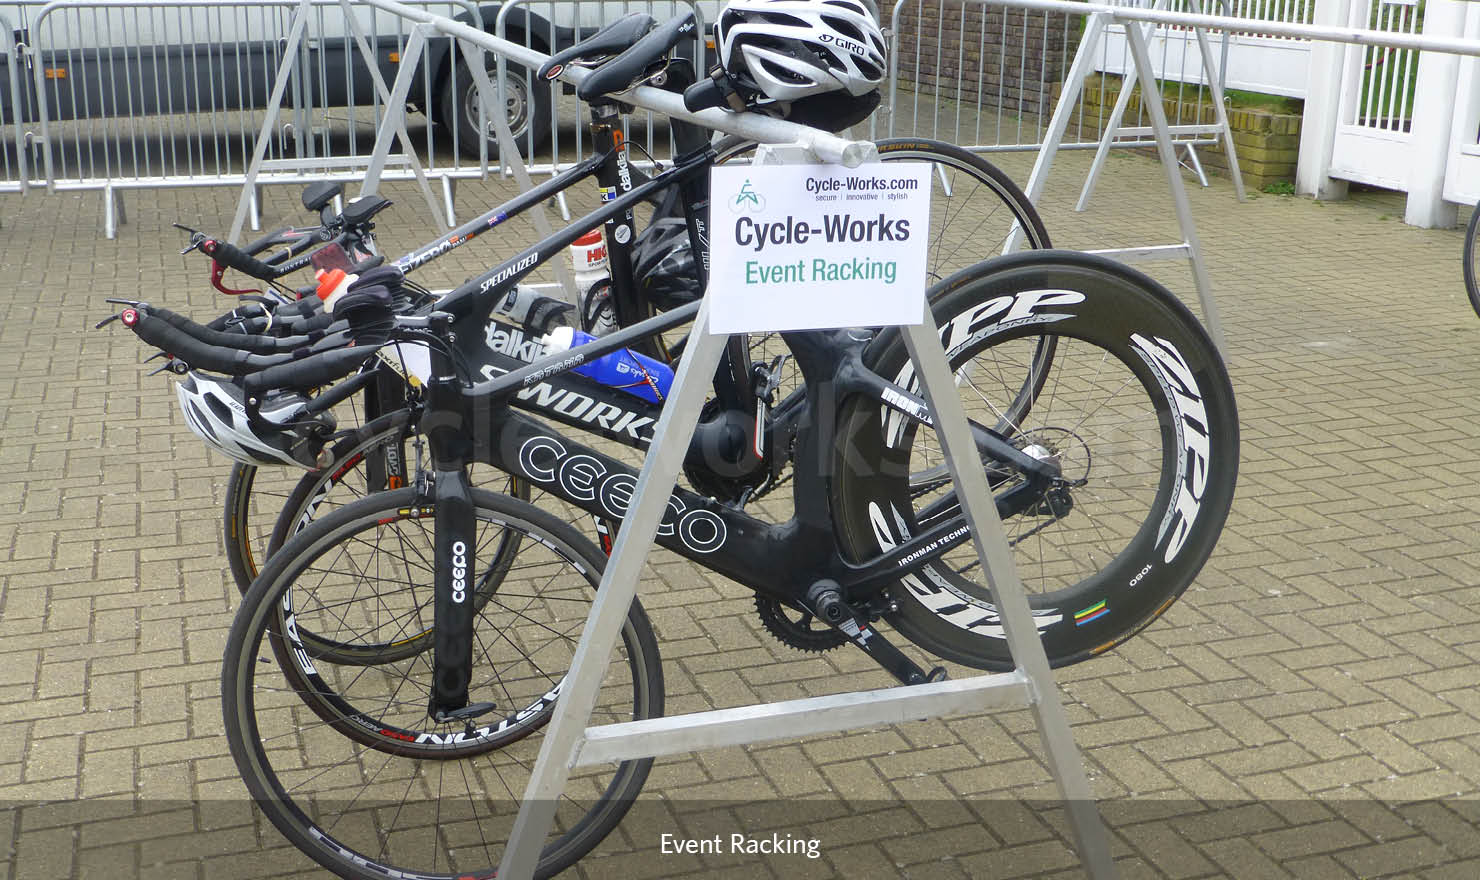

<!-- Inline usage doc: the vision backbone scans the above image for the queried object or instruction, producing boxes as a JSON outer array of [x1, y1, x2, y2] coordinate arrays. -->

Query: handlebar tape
[[205, 303, 266, 333], [203, 238, 283, 281], [150, 307, 319, 354], [128, 310, 291, 375], [242, 346, 374, 394]]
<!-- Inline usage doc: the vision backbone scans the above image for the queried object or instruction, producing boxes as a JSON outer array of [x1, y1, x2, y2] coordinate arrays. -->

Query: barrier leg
[[1005, 12, 1111, 251], [227, 0, 313, 243]]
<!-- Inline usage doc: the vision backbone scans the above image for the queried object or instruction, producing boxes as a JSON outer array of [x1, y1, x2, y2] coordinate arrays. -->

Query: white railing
[[1097, 0, 1314, 99]]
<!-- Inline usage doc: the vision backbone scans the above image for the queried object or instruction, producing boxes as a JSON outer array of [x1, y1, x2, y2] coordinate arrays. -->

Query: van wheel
[[438, 55, 552, 160]]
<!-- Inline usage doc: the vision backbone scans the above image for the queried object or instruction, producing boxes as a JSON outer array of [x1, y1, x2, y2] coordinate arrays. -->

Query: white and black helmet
[[716, 0, 887, 102], [175, 372, 331, 469]]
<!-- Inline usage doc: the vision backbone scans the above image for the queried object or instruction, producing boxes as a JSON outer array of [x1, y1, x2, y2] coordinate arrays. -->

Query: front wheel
[[832, 251, 1238, 669], [223, 486, 663, 879], [1464, 203, 1480, 319]]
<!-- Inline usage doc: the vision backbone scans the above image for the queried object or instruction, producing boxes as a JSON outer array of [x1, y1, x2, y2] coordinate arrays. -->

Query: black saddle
[[575, 11, 697, 101], [301, 181, 342, 213], [536, 13, 655, 81]]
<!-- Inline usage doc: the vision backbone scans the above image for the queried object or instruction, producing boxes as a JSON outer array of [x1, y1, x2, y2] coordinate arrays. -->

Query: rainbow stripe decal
[[1074, 600, 1109, 626]]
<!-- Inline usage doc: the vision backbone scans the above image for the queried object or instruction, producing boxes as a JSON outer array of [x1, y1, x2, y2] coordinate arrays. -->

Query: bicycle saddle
[[302, 181, 342, 213], [341, 195, 392, 227], [536, 13, 655, 80], [576, 11, 695, 101]]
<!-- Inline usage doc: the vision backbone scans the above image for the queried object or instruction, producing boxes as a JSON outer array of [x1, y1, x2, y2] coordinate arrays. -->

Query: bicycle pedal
[[431, 701, 498, 725]]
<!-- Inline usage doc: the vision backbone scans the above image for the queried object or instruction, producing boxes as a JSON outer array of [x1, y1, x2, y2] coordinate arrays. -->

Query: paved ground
[[4, 141, 1480, 880]]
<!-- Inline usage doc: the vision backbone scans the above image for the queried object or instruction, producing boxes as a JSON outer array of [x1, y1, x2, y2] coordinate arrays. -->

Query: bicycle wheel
[[223, 486, 663, 879], [1464, 203, 1480, 319], [831, 250, 1238, 669], [713, 136, 1054, 423]]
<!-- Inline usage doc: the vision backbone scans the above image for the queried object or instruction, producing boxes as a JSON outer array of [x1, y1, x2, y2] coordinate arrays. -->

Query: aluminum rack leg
[[1005, 5, 1226, 354], [497, 284, 1115, 879]]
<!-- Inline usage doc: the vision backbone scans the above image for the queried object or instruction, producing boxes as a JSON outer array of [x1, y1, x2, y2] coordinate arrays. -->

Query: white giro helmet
[[175, 372, 330, 469], [716, 0, 887, 102]]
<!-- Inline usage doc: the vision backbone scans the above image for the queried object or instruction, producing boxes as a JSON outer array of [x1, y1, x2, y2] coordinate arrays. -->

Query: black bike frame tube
[[460, 390, 989, 604], [436, 149, 714, 323], [426, 335, 477, 718], [591, 106, 649, 334], [393, 151, 611, 274], [445, 325, 1036, 607]]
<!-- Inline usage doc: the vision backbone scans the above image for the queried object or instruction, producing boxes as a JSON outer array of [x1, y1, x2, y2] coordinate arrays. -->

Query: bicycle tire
[[1464, 203, 1480, 319], [713, 135, 1055, 428], [831, 250, 1238, 670], [223, 486, 663, 879]]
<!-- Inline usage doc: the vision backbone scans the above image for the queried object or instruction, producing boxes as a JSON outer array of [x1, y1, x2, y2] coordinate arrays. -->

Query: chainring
[[754, 596, 847, 653]]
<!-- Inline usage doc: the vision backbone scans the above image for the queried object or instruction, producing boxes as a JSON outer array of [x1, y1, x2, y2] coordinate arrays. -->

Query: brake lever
[[173, 223, 208, 256], [147, 358, 190, 377], [211, 260, 263, 297]]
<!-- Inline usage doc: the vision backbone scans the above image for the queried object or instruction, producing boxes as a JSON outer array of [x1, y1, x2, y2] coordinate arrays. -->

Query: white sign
[[707, 162, 932, 334]]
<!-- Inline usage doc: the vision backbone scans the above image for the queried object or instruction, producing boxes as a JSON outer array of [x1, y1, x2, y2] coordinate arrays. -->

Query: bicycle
[[96, 10, 1238, 875]]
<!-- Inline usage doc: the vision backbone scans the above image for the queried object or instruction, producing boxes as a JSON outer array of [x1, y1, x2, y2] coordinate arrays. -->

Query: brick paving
[[4, 141, 1480, 879]]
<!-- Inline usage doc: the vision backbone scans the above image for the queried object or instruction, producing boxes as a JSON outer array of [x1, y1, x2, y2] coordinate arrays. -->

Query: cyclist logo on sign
[[730, 180, 765, 213]]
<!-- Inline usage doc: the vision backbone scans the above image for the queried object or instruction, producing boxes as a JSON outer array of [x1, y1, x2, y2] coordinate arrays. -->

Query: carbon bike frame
[[415, 295, 1058, 713]]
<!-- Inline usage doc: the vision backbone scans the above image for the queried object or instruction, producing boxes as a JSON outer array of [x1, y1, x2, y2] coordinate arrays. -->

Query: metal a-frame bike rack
[[226, 0, 452, 244], [1075, 0, 1247, 211], [489, 150, 1116, 880], [495, 222, 1116, 877], [999, 0, 1228, 353]]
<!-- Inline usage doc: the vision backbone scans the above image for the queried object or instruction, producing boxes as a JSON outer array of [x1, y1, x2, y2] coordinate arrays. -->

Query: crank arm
[[809, 581, 946, 685]]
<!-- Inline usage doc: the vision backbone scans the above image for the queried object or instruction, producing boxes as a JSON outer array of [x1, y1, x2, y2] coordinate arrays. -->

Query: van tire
[[437, 50, 552, 160]]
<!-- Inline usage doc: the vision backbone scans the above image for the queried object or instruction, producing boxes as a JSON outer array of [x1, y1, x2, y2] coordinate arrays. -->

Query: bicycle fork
[[423, 317, 492, 726]]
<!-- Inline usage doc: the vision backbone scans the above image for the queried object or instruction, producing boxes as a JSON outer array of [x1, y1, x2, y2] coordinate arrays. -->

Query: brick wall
[[891, 2, 1083, 126]]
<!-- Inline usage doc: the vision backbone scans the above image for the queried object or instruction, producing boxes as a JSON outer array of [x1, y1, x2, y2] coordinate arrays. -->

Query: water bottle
[[541, 326, 673, 404], [569, 228, 617, 336], [568, 228, 610, 295]]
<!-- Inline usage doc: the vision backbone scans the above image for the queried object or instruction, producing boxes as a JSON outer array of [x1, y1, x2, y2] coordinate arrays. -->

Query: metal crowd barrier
[[0, 0, 713, 235], [490, 0, 707, 177]]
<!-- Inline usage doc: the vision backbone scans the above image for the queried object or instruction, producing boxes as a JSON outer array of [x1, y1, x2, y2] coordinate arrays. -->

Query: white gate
[[1327, 0, 1423, 189], [1443, 5, 1480, 205]]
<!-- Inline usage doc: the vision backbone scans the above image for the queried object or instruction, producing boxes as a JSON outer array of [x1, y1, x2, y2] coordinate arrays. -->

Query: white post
[[1296, 0, 1353, 200], [1444, 5, 1480, 206], [1402, 0, 1465, 228]]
